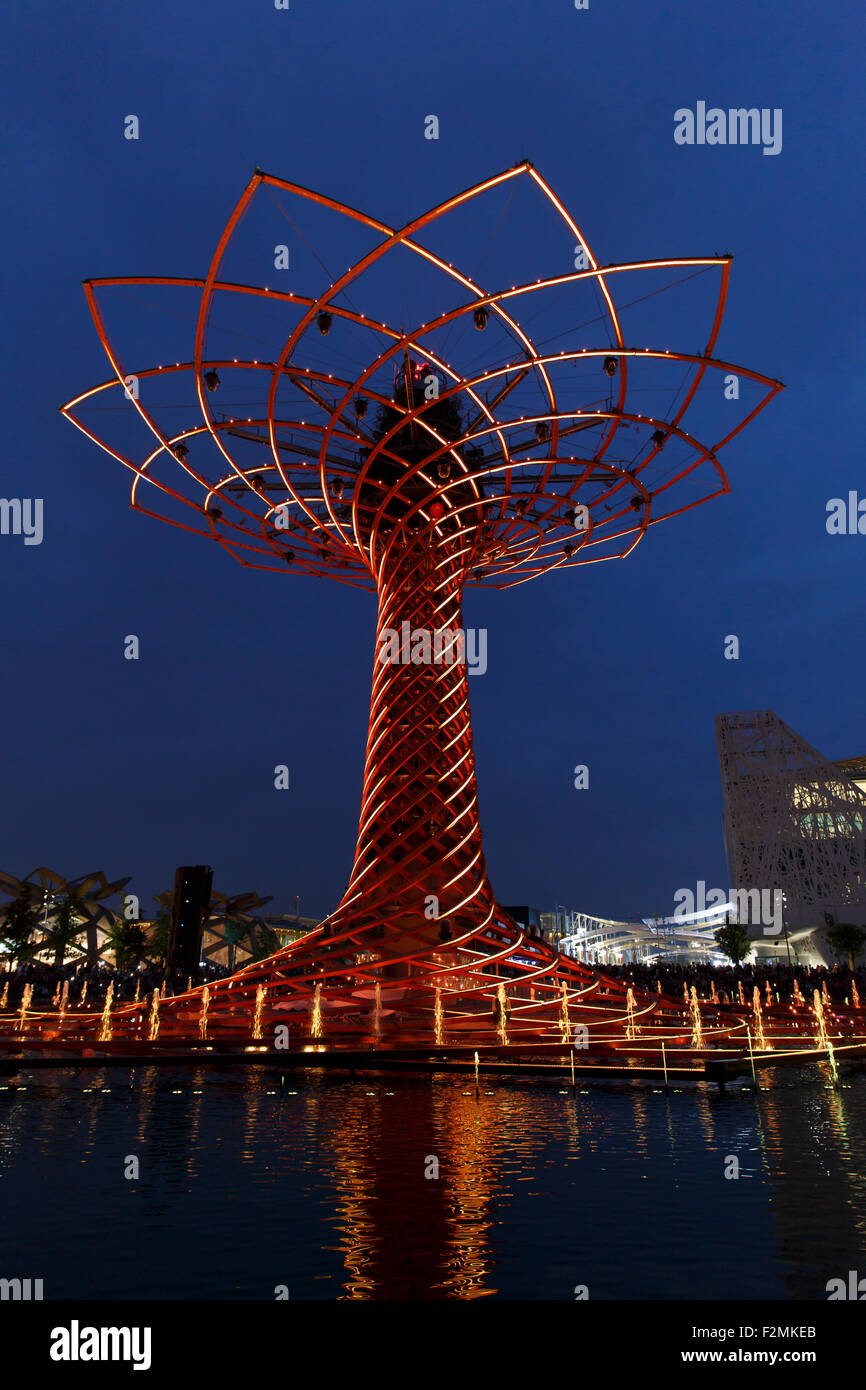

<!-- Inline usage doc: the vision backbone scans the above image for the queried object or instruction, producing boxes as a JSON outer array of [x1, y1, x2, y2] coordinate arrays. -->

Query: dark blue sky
[[3, 0, 863, 922]]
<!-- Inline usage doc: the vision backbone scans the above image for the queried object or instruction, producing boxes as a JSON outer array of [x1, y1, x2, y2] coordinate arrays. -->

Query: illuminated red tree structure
[[59, 162, 786, 1053]]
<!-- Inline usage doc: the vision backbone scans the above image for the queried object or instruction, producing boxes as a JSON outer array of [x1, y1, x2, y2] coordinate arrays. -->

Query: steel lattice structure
[[717, 710, 866, 934], [45, 162, 797, 1053], [0, 868, 131, 967]]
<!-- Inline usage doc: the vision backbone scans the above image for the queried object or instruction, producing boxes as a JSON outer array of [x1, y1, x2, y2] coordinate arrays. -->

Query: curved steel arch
[[52, 164, 791, 1056]]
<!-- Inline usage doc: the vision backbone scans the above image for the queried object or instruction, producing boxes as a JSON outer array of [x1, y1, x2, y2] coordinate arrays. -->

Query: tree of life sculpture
[[59, 161, 783, 1051]]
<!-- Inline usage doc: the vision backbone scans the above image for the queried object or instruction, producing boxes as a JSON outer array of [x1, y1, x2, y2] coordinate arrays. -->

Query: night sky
[[4, 0, 863, 923]]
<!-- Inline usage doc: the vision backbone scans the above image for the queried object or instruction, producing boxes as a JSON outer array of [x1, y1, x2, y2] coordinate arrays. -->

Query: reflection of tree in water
[[324, 1081, 522, 1299]]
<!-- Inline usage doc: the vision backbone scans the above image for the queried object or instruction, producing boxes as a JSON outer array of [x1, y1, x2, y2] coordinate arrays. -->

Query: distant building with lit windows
[[716, 710, 866, 964]]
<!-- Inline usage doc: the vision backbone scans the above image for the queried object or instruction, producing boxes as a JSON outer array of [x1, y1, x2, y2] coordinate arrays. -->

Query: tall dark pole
[[783, 894, 792, 969]]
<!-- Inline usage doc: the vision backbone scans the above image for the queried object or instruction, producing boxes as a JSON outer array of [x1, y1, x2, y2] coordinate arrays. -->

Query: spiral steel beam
[[38, 163, 797, 1054]]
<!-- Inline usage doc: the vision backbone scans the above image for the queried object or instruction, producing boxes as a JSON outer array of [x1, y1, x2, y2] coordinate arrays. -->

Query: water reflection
[[0, 1064, 864, 1299]]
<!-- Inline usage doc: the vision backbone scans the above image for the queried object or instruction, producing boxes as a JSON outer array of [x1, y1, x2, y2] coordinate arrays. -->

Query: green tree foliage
[[105, 917, 147, 970], [42, 896, 86, 967], [714, 921, 752, 966], [224, 918, 249, 971], [149, 902, 173, 961], [249, 924, 281, 962], [825, 922, 866, 971], [0, 896, 40, 960]]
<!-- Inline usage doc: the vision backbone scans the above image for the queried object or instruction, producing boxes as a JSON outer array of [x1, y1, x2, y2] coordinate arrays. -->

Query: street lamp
[[782, 892, 792, 969]]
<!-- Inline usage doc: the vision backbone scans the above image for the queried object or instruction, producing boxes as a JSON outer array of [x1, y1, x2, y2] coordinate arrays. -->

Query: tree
[[714, 921, 752, 967], [224, 919, 249, 972], [825, 922, 866, 972], [149, 909, 172, 963], [249, 923, 281, 963], [0, 896, 40, 961], [104, 917, 147, 970], [144, 888, 178, 963], [42, 896, 86, 967]]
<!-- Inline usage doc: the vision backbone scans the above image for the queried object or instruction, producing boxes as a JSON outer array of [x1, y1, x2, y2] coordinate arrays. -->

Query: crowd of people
[[598, 958, 865, 1004], [0, 958, 231, 1009], [1, 952, 863, 1014]]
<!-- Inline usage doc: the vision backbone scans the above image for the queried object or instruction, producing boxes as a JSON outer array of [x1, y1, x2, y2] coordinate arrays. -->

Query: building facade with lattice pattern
[[716, 710, 866, 962]]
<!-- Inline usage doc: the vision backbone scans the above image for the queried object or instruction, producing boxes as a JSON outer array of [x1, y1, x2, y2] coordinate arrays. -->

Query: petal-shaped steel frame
[[47, 165, 799, 1061]]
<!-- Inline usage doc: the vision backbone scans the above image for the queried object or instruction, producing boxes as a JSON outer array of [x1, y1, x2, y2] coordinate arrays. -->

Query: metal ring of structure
[[46, 162, 805, 1060]]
